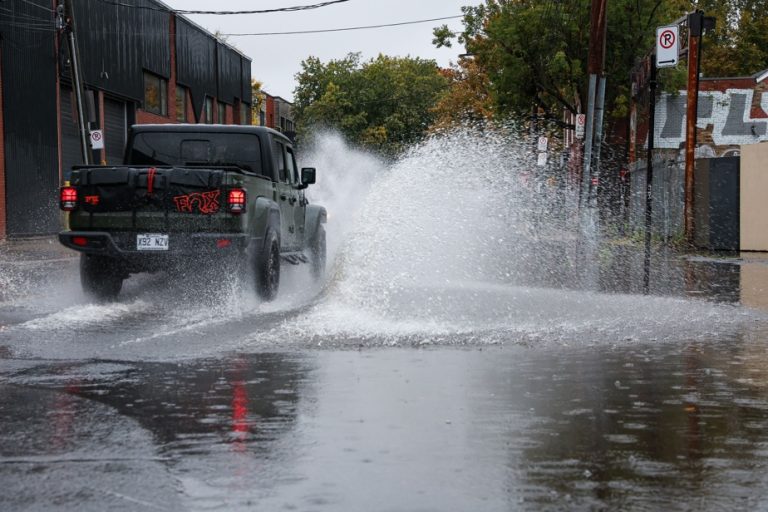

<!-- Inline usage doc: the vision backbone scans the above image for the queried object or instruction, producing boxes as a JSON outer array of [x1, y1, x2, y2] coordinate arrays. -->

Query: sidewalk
[[0, 236, 77, 264]]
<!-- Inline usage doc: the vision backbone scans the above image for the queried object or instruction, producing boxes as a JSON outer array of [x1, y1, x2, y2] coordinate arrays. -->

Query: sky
[[163, 0, 476, 102]]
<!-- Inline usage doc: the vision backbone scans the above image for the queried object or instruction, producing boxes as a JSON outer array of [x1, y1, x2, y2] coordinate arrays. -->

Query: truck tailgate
[[69, 166, 237, 232]]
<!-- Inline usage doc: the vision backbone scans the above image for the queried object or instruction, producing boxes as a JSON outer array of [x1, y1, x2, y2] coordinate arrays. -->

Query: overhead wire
[[17, 0, 55, 13], [221, 15, 464, 37]]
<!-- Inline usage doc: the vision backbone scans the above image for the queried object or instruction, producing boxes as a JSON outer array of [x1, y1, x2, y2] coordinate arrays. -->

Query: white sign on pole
[[89, 129, 104, 150], [656, 25, 679, 68], [537, 136, 548, 152], [537, 152, 547, 167], [575, 114, 586, 139]]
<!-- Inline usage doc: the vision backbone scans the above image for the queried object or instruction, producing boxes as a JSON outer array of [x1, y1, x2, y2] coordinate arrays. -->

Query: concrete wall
[[740, 142, 768, 251]]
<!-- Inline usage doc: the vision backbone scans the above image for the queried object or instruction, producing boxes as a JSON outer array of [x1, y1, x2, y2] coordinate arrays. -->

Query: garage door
[[104, 97, 128, 165]]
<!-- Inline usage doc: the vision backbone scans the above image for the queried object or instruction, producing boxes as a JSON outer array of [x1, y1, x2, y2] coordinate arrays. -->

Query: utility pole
[[683, 11, 714, 245], [62, 0, 90, 165], [581, 0, 608, 210]]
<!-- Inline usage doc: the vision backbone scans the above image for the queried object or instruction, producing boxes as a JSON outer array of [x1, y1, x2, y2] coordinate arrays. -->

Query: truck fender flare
[[252, 196, 281, 251], [304, 205, 327, 245]]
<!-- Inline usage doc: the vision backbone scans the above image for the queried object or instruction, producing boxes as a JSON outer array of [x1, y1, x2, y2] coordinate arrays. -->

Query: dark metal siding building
[[0, 0, 60, 235], [0, 0, 252, 237]]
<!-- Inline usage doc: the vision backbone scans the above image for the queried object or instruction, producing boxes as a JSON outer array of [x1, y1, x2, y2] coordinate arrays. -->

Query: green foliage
[[436, 0, 694, 124], [293, 53, 449, 155], [694, 0, 768, 78]]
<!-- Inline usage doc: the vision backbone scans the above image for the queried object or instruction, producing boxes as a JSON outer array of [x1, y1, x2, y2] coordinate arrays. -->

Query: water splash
[[270, 127, 762, 347]]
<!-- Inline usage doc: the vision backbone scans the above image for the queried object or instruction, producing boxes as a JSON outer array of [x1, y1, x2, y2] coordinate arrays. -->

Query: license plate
[[136, 233, 169, 251]]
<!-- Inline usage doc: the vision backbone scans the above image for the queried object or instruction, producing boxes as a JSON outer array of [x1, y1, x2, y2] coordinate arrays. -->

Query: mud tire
[[80, 254, 124, 301], [310, 224, 326, 281], [255, 230, 280, 301]]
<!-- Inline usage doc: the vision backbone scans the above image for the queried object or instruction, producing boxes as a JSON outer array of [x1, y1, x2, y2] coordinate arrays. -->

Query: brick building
[[631, 68, 768, 164], [0, 0, 253, 238], [258, 91, 295, 140]]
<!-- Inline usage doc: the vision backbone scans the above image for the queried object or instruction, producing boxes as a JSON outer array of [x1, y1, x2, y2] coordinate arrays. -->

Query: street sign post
[[656, 25, 679, 68]]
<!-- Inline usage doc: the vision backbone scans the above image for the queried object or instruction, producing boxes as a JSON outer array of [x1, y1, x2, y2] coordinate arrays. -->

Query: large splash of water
[[272, 128, 756, 347]]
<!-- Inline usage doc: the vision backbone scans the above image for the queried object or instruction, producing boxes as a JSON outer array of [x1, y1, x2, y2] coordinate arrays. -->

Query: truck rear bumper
[[59, 231, 257, 260]]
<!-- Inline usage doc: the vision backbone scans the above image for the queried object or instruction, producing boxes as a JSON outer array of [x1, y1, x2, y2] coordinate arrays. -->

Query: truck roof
[[130, 124, 292, 144]]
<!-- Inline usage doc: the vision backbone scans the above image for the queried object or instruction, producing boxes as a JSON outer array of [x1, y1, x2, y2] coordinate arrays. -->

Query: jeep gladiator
[[59, 124, 326, 301]]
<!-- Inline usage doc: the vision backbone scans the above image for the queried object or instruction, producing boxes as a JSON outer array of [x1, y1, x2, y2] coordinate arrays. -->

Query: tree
[[435, 0, 768, 127], [433, 0, 690, 125], [251, 79, 264, 125], [293, 53, 449, 154], [430, 57, 494, 130], [693, 0, 768, 78]]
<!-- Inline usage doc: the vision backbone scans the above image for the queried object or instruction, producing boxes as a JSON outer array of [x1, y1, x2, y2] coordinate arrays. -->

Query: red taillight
[[60, 187, 78, 211], [216, 239, 231, 249], [72, 236, 88, 247], [228, 188, 246, 214]]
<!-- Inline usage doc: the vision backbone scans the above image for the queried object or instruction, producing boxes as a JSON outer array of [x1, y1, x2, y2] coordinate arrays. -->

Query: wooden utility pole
[[63, 0, 90, 165], [683, 11, 702, 245], [683, 11, 715, 245], [581, 0, 608, 209]]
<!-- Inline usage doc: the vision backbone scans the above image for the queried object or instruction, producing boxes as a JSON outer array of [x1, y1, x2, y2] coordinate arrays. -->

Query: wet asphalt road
[[2, 245, 768, 511]]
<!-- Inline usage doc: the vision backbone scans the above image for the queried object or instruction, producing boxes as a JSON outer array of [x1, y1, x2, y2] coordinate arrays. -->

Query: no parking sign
[[656, 25, 679, 68], [89, 129, 104, 150]]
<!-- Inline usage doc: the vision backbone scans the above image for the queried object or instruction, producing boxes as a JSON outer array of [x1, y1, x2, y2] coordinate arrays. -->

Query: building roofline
[[699, 67, 768, 84], [262, 91, 293, 105], [151, 0, 251, 62]]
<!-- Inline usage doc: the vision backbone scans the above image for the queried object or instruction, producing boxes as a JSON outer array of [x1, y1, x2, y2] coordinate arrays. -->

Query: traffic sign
[[575, 114, 585, 139], [537, 136, 548, 152], [656, 25, 679, 68], [89, 129, 104, 150]]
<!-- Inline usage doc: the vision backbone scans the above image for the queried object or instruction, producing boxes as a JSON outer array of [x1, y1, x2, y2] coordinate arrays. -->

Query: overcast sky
[[163, 0, 475, 102]]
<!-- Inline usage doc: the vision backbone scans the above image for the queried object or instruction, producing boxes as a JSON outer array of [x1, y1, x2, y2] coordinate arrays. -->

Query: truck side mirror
[[301, 167, 316, 186]]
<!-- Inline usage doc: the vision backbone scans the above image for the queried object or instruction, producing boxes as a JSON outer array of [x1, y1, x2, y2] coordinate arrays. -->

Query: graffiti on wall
[[655, 89, 768, 149]]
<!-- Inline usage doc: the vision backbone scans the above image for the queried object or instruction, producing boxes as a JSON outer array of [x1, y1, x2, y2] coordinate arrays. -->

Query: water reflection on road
[[3, 338, 768, 511]]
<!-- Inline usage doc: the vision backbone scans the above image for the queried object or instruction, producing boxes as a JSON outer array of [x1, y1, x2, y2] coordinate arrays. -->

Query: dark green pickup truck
[[59, 124, 326, 301]]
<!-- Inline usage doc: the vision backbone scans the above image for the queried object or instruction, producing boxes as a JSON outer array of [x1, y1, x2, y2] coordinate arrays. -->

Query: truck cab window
[[286, 147, 298, 184], [273, 141, 288, 183]]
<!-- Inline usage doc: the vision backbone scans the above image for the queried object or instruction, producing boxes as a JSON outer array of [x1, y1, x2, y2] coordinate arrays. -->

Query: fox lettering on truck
[[172, 190, 221, 214]]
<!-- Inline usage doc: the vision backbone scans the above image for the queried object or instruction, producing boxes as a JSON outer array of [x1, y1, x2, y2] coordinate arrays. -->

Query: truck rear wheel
[[310, 224, 326, 281], [255, 230, 280, 301], [80, 254, 124, 301]]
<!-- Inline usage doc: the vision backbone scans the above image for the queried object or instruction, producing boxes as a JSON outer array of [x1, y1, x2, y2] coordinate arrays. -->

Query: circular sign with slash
[[659, 29, 676, 49]]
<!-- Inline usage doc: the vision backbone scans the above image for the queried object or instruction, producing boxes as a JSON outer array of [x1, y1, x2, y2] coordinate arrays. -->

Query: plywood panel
[[740, 142, 768, 251]]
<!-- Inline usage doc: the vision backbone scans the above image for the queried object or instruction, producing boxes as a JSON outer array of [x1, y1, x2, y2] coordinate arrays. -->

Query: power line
[[93, 0, 351, 15], [18, 0, 54, 13], [221, 15, 464, 37]]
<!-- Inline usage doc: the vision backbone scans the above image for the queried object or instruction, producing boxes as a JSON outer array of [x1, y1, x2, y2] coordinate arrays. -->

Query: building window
[[240, 103, 249, 125], [175, 86, 187, 122], [204, 97, 213, 123], [143, 72, 167, 116], [218, 102, 226, 124], [259, 110, 265, 126]]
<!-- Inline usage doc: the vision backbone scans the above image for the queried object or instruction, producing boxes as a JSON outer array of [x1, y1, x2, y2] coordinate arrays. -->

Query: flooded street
[[2, 132, 768, 510]]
